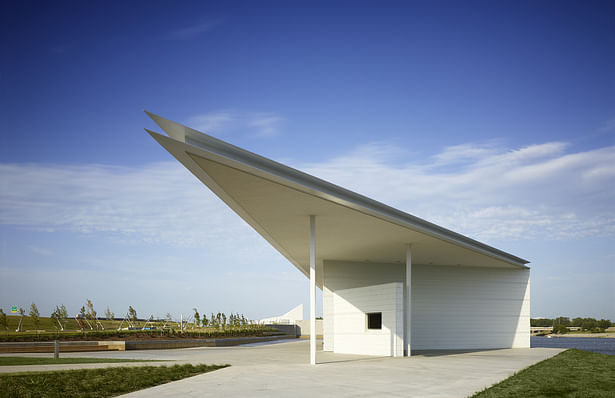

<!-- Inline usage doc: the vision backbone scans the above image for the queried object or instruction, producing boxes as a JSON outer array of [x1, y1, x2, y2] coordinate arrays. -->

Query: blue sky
[[1, 1, 613, 322]]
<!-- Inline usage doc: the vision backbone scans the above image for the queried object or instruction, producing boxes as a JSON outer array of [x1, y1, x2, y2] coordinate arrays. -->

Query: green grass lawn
[[0, 364, 228, 398], [0, 356, 159, 366], [471, 349, 615, 398]]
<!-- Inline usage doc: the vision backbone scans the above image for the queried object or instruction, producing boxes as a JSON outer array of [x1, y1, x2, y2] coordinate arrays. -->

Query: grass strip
[[470, 349, 615, 398], [0, 363, 228, 397], [0, 356, 159, 366]]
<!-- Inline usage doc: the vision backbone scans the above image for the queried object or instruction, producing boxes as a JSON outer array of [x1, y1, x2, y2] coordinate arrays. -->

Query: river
[[531, 336, 615, 355]]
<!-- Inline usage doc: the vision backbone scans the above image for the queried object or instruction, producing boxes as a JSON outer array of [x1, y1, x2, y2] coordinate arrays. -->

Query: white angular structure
[[145, 112, 530, 363], [259, 304, 303, 324]]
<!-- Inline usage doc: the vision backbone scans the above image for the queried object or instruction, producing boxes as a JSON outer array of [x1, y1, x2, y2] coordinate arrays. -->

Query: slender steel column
[[309, 215, 316, 365], [404, 244, 412, 356]]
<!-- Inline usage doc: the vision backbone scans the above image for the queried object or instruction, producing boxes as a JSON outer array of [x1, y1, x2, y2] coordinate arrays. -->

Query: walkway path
[[1, 340, 563, 397]]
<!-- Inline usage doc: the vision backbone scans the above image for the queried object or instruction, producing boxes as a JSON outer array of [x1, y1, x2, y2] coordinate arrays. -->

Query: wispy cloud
[[248, 113, 284, 138], [186, 110, 284, 138], [167, 18, 224, 40], [1, 142, 613, 248], [0, 162, 257, 251], [28, 246, 53, 256], [432, 142, 500, 166], [303, 142, 615, 242], [187, 111, 235, 132]]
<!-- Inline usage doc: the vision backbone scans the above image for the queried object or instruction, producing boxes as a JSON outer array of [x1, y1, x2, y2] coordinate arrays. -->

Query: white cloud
[[28, 246, 53, 256], [303, 142, 615, 242], [432, 142, 500, 165], [248, 113, 284, 138], [187, 112, 235, 132], [186, 110, 284, 138], [0, 141, 613, 250], [0, 162, 258, 251]]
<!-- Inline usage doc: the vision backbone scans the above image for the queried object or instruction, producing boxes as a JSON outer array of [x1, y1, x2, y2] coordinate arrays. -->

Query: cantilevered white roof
[[145, 112, 529, 285]]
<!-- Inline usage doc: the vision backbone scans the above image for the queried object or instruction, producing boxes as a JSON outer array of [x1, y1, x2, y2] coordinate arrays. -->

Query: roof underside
[[145, 112, 529, 285]]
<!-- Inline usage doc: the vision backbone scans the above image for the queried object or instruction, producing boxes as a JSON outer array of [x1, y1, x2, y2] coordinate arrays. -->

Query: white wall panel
[[331, 282, 403, 356], [411, 265, 530, 350], [324, 261, 405, 356], [323, 285, 334, 351], [323, 260, 530, 354]]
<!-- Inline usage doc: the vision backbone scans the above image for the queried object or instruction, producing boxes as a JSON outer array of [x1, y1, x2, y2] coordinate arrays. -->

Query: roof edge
[[146, 111, 530, 267]]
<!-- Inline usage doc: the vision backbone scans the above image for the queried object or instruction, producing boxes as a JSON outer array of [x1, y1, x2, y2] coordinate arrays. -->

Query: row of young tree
[[192, 308, 251, 328], [0, 303, 42, 331], [0, 300, 138, 332], [0, 300, 254, 332], [531, 317, 612, 329]]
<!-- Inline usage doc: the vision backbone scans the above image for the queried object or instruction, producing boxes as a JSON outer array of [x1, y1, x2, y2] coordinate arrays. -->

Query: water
[[531, 336, 615, 355]]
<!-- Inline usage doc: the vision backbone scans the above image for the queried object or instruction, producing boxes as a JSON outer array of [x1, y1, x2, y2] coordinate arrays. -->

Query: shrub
[[0, 324, 278, 342], [552, 325, 569, 334]]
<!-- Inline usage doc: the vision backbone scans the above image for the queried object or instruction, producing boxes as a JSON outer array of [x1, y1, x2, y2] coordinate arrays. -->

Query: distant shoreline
[[534, 333, 615, 339]]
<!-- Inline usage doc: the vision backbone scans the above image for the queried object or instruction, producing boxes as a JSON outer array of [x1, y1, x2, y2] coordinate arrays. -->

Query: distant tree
[[29, 303, 40, 330], [530, 318, 552, 327], [128, 306, 137, 323], [202, 314, 209, 327], [79, 306, 87, 319], [582, 319, 597, 330], [105, 307, 114, 320], [211, 313, 216, 327], [86, 299, 97, 320], [221, 313, 227, 327], [553, 324, 569, 334], [193, 308, 200, 326], [59, 304, 68, 319], [0, 309, 7, 331], [554, 317, 570, 327], [599, 319, 611, 329], [51, 305, 64, 330], [165, 312, 173, 321], [16, 307, 25, 332]]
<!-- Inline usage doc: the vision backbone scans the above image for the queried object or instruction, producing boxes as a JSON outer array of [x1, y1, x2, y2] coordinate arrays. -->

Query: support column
[[309, 215, 316, 365], [404, 244, 412, 356]]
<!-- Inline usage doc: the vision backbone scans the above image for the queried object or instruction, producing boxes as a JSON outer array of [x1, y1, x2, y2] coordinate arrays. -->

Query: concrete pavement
[[1, 340, 563, 397]]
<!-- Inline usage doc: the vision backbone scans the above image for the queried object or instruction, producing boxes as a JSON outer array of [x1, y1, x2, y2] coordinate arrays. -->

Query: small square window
[[367, 312, 382, 330]]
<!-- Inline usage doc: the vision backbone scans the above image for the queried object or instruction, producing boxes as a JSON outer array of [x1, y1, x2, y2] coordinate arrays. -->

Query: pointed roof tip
[[144, 110, 162, 121], [144, 110, 174, 126], [144, 112, 187, 143]]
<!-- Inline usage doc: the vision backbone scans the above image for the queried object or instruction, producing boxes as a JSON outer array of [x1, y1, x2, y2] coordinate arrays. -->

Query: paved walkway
[[1, 340, 563, 397]]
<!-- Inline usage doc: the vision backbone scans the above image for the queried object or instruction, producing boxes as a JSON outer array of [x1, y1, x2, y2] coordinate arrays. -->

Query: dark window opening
[[367, 312, 382, 330]]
